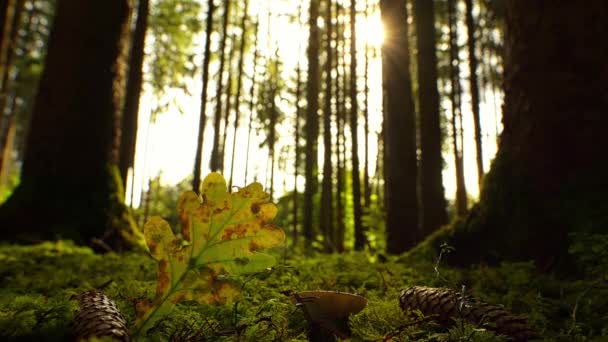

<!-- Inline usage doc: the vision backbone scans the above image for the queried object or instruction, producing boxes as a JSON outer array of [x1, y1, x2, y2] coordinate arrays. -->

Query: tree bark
[[433, 0, 608, 270], [334, 0, 346, 252], [119, 0, 149, 192], [381, 0, 419, 254], [362, 0, 371, 210], [0, 0, 25, 180], [192, 0, 215, 193], [464, 0, 484, 186], [350, 0, 364, 251], [0, 0, 144, 250], [220, 32, 236, 173], [320, 0, 334, 252], [448, 0, 468, 216], [303, 0, 320, 250], [293, 60, 302, 247], [0, 0, 17, 91], [210, 0, 231, 172], [243, 19, 259, 185], [228, 0, 249, 189], [414, 0, 448, 236]]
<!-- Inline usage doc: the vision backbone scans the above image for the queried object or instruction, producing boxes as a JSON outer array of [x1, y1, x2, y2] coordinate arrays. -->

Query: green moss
[[0, 241, 606, 341]]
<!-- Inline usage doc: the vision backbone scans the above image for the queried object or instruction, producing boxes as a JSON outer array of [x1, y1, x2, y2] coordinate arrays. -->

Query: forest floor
[[0, 241, 606, 341]]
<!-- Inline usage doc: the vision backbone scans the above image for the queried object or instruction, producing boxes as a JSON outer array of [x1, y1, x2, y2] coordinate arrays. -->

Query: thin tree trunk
[[192, 0, 215, 193], [268, 63, 278, 200], [220, 33, 236, 174], [380, 0, 419, 254], [210, 0, 231, 172], [464, 0, 484, 186], [448, 0, 467, 216], [119, 0, 149, 191], [350, 0, 364, 250], [0, 0, 17, 91], [414, 0, 447, 235], [362, 0, 371, 210], [243, 18, 259, 185], [334, 0, 346, 252], [293, 57, 302, 247], [192, 0, 215, 192], [292, 3, 304, 248], [320, 0, 334, 252], [228, 0, 249, 189], [0, 93, 18, 187], [0, 0, 25, 179], [303, 0, 320, 249]]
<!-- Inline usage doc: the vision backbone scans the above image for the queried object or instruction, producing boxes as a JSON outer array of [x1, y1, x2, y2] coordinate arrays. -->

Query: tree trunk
[[362, 0, 371, 210], [350, 0, 364, 251], [293, 61, 302, 247], [0, 0, 144, 250], [0, 0, 25, 179], [210, 0, 231, 172], [243, 19, 259, 185], [414, 0, 447, 236], [0, 0, 17, 91], [334, 0, 346, 252], [381, 0, 418, 254], [192, 0, 215, 193], [448, 0, 468, 216], [220, 32, 237, 174], [0, 92, 18, 187], [119, 0, 149, 192], [268, 56, 278, 200], [228, 0, 249, 189], [464, 0, 484, 186], [320, 0, 334, 252], [303, 0, 320, 249], [437, 0, 608, 269]]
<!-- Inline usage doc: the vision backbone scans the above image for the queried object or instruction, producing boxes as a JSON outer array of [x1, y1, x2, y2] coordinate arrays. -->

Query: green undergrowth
[[0, 241, 607, 341]]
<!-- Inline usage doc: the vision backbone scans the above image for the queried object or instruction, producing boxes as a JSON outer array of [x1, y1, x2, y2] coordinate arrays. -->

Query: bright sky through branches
[[126, 0, 502, 209]]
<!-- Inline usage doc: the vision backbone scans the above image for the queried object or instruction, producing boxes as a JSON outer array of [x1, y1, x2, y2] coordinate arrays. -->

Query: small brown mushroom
[[292, 290, 367, 341]]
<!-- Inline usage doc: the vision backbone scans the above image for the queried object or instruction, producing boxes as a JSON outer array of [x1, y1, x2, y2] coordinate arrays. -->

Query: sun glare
[[359, 11, 384, 49]]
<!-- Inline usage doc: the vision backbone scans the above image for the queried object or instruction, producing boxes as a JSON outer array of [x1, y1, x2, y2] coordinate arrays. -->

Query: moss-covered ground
[[0, 241, 606, 341]]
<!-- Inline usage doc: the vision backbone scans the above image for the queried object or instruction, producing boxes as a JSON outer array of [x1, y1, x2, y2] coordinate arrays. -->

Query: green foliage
[[569, 233, 608, 277], [147, 0, 202, 116], [362, 194, 386, 252], [132, 175, 192, 229], [133, 173, 285, 337]]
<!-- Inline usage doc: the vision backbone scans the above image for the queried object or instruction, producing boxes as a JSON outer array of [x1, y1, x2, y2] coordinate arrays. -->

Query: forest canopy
[[0, 0, 607, 340]]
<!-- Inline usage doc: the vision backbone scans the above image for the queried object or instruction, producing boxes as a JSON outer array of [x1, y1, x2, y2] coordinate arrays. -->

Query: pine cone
[[399, 286, 537, 341], [71, 291, 130, 341]]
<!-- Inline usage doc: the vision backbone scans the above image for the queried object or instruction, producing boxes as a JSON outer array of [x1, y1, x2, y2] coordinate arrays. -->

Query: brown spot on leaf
[[157, 260, 170, 294], [171, 293, 186, 304], [221, 224, 248, 240]]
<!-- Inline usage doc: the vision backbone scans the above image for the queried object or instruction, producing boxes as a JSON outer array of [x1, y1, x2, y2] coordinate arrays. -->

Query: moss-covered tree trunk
[[0, 0, 144, 250], [439, 0, 608, 268]]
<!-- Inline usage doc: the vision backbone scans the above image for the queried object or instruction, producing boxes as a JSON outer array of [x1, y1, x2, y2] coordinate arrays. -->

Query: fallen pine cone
[[71, 291, 130, 341], [399, 286, 537, 341]]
